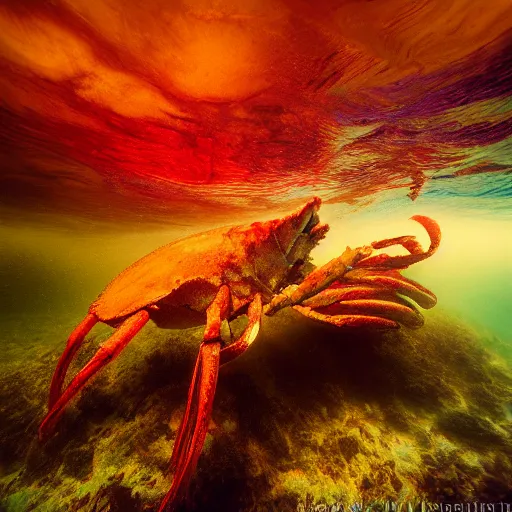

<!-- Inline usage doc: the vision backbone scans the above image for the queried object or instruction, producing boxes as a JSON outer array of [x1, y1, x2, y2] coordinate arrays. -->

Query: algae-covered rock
[[0, 308, 511, 511]]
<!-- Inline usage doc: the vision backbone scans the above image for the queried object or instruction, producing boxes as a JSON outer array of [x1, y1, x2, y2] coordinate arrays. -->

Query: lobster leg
[[161, 291, 264, 512], [294, 271, 434, 330], [48, 313, 98, 409], [39, 309, 150, 441], [264, 245, 372, 315], [265, 216, 440, 316], [161, 343, 221, 512], [343, 269, 437, 309], [300, 284, 398, 307], [356, 215, 441, 269], [220, 294, 262, 366], [294, 294, 424, 329], [161, 286, 231, 512], [293, 306, 399, 329]]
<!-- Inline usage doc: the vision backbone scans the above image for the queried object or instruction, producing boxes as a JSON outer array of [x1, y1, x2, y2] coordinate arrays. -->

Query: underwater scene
[[0, 1, 511, 511]]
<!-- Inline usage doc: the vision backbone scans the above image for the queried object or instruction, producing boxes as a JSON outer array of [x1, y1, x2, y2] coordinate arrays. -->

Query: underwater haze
[[0, 1, 511, 511]]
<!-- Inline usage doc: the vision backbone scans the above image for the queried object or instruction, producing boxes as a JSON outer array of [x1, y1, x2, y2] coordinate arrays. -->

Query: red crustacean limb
[[301, 284, 396, 307], [39, 309, 150, 441], [162, 289, 263, 511], [220, 294, 262, 365], [264, 245, 374, 316], [294, 305, 400, 329], [294, 279, 427, 329], [161, 342, 222, 512], [343, 269, 437, 309], [356, 215, 441, 270], [291, 217, 440, 330], [167, 286, 230, 491], [48, 313, 98, 409], [168, 344, 203, 479], [309, 297, 424, 328], [370, 235, 423, 254]]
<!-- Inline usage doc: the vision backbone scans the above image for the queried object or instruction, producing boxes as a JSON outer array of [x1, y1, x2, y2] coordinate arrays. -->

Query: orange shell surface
[[90, 225, 242, 321]]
